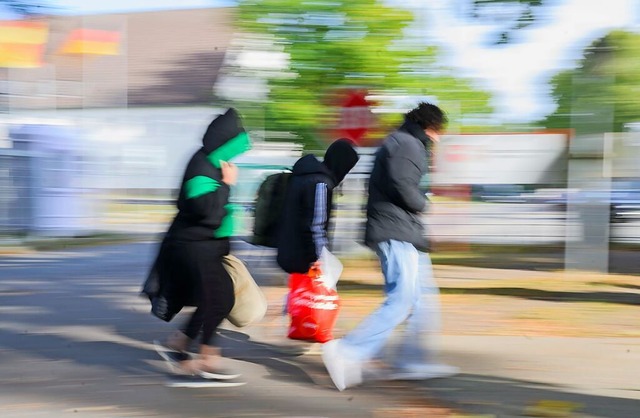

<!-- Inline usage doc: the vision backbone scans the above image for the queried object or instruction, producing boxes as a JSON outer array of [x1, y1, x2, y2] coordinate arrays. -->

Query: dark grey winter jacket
[[364, 120, 431, 252]]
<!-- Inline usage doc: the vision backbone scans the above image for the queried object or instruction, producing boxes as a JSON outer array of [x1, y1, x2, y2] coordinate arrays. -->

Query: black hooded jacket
[[364, 120, 430, 252], [276, 139, 358, 274], [142, 109, 251, 321], [166, 108, 251, 241]]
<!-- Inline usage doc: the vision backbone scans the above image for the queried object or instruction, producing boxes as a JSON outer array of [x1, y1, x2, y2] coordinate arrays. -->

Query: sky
[[41, 0, 640, 123], [47, 0, 233, 15], [415, 0, 639, 123]]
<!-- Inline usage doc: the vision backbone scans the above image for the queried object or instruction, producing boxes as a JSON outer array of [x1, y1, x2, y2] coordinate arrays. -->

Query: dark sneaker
[[166, 375, 246, 388], [154, 340, 191, 372]]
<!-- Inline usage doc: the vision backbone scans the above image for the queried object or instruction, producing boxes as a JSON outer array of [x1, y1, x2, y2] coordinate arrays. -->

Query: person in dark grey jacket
[[322, 102, 459, 391]]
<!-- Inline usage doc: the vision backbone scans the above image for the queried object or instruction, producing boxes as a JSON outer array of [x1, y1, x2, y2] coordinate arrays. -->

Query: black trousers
[[168, 239, 235, 346]]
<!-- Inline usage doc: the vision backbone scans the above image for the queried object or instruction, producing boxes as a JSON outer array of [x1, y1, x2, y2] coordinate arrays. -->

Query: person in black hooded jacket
[[145, 108, 251, 384], [276, 138, 359, 275], [322, 102, 459, 391]]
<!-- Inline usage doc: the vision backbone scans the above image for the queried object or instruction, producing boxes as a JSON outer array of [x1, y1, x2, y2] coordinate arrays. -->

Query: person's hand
[[221, 161, 238, 186]]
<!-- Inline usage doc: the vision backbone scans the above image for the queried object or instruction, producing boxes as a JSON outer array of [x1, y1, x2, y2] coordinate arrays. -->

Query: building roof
[[1, 7, 236, 110]]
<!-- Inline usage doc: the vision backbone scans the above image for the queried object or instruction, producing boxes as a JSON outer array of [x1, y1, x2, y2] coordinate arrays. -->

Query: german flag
[[0, 21, 48, 68], [59, 28, 120, 56]]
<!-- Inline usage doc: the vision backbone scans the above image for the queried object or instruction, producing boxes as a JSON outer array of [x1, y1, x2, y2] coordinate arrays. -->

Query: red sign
[[337, 90, 373, 144]]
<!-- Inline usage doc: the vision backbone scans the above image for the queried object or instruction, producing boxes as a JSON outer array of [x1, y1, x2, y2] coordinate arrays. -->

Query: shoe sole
[[166, 379, 246, 388], [198, 370, 242, 380]]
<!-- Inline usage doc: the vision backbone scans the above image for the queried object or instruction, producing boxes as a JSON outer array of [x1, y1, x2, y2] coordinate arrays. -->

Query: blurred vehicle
[[517, 179, 640, 223], [607, 179, 640, 223], [471, 184, 533, 203]]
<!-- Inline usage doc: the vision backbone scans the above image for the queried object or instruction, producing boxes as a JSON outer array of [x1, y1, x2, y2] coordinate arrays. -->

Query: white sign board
[[608, 132, 640, 178], [432, 133, 569, 185]]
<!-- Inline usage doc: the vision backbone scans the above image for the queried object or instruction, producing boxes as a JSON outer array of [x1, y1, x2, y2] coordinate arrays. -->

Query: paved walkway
[[249, 278, 640, 417], [0, 241, 638, 417]]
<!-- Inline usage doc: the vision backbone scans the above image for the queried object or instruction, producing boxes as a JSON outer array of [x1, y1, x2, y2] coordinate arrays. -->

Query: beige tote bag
[[222, 254, 268, 328]]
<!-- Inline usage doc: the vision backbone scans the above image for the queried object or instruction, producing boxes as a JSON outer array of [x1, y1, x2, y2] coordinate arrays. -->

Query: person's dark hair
[[405, 102, 447, 131]]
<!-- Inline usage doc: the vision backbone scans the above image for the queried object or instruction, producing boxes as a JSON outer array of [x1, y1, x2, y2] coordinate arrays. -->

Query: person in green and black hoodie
[[145, 108, 250, 384]]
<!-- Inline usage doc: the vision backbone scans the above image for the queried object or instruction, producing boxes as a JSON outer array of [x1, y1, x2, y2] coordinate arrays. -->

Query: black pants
[[170, 239, 235, 346]]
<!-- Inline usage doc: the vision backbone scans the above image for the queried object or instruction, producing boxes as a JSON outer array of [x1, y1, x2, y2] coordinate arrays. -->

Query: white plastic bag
[[318, 247, 343, 290]]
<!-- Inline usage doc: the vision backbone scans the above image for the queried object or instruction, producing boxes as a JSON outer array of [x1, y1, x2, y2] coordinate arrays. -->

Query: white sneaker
[[343, 356, 363, 390], [322, 339, 363, 391], [390, 363, 459, 381], [322, 339, 346, 391]]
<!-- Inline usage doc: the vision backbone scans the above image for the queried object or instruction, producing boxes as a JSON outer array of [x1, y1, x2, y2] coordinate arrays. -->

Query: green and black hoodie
[[166, 108, 251, 241]]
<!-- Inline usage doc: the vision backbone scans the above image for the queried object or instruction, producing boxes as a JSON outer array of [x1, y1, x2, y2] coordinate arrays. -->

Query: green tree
[[542, 30, 640, 134], [230, 0, 493, 149]]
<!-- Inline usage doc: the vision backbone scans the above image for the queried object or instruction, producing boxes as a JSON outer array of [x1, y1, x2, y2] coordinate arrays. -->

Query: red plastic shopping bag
[[287, 268, 340, 343]]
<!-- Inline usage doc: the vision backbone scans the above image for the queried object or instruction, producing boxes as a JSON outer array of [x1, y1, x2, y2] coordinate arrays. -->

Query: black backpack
[[251, 171, 292, 247]]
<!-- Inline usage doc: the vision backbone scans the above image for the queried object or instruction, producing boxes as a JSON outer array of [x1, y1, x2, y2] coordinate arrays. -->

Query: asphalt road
[[0, 242, 455, 418], [1, 242, 639, 418]]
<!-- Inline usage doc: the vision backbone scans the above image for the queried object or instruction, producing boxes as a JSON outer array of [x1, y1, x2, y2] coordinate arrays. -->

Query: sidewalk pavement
[[242, 254, 640, 417], [0, 238, 639, 417]]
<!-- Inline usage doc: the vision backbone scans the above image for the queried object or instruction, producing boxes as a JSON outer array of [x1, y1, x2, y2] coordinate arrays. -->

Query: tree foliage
[[231, 0, 493, 148], [542, 30, 640, 134]]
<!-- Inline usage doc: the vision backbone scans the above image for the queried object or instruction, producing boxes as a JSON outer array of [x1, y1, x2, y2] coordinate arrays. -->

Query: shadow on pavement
[[418, 374, 640, 418], [441, 287, 640, 306], [431, 248, 640, 275], [337, 280, 640, 307], [1, 242, 639, 417], [589, 282, 640, 291], [217, 328, 324, 386]]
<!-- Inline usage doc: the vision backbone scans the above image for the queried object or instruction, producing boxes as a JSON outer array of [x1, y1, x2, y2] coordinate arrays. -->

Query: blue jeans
[[342, 240, 441, 366]]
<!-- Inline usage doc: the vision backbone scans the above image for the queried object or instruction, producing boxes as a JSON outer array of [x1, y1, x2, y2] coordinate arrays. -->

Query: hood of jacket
[[322, 138, 359, 185], [202, 108, 251, 168], [292, 154, 334, 179]]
